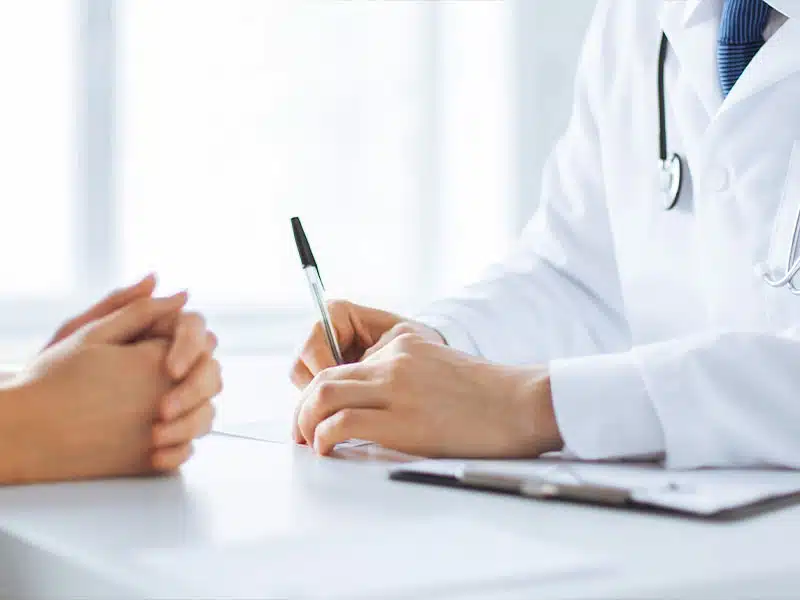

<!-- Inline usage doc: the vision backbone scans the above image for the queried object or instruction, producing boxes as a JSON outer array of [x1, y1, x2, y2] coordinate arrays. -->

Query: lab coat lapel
[[718, 16, 800, 118], [659, 0, 724, 118]]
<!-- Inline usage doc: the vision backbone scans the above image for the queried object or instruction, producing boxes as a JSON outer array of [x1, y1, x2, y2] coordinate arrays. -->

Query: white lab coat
[[418, 0, 800, 469]]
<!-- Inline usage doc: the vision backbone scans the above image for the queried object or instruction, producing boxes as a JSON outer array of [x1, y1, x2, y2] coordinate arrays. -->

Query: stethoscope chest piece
[[659, 153, 683, 210]]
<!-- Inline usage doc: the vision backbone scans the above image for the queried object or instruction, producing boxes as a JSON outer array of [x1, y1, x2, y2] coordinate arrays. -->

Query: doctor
[[291, 0, 800, 469]]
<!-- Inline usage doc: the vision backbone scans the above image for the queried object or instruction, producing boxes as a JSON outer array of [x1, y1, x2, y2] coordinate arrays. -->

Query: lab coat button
[[709, 166, 730, 192]]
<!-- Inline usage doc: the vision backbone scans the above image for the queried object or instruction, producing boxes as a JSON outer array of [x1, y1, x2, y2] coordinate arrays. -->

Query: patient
[[0, 275, 222, 484]]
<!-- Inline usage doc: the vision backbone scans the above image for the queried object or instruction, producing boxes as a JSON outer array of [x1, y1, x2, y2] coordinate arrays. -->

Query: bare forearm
[[0, 382, 47, 485]]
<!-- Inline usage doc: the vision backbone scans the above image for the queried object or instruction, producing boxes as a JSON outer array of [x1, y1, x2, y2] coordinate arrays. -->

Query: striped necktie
[[717, 0, 771, 97]]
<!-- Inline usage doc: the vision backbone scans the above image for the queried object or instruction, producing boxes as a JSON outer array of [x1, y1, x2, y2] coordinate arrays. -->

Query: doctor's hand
[[290, 300, 444, 390], [11, 294, 204, 483], [45, 275, 222, 459], [293, 333, 564, 458]]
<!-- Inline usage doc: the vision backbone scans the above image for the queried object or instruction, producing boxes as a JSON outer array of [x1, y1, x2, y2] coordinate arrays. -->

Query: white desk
[[1, 357, 799, 599]]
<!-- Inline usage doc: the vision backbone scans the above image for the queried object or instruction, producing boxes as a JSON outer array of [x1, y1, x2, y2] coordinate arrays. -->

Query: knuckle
[[334, 408, 357, 431], [296, 408, 313, 439], [385, 352, 413, 383], [314, 381, 338, 409], [393, 332, 421, 352], [207, 331, 219, 352], [290, 361, 306, 386], [183, 312, 207, 335], [393, 322, 418, 336], [194, 404, 214, 438], [214, 370, 225, 396], [327, 299, 349, 313], [188, 311, 206, 327], [313, 367, 334, 385], [212, 360, 224, 395]]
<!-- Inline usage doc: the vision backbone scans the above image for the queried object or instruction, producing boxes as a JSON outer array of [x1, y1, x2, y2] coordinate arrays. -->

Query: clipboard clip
[[457, 467, 632, 506]]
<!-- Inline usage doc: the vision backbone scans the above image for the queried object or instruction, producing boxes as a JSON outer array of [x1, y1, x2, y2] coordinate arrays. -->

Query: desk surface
[[1, 357, 799, 599]]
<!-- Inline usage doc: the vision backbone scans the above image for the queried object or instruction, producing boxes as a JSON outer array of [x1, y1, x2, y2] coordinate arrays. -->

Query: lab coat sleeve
[[417, 1, 631, 366], [551, 330, 800, 469]]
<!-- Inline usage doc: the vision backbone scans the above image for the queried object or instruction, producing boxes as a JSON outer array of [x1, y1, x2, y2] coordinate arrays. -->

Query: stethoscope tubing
[[658, 32, 800, 293]]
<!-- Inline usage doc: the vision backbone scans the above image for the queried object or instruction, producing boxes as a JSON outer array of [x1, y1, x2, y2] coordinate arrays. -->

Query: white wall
[[511, 0, 597, 232]]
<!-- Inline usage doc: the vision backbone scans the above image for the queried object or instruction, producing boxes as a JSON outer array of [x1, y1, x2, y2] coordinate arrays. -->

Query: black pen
[[291, 217, 344, 365]]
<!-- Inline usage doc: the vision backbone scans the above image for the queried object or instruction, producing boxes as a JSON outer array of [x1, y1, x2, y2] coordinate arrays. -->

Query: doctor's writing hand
[[290, 301, 443, 444], [290, 300, 444, 387], [9, 295, 199, 483], [293, 333, 564, 458], [46, 275, 223, 459]]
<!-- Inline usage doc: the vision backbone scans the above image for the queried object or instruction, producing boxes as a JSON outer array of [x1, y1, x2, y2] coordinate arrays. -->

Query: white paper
[[137, 516, 602, 599], [214, 418, 294, 443], [395, 459, 800, 516], [214, 419, 372, 449]]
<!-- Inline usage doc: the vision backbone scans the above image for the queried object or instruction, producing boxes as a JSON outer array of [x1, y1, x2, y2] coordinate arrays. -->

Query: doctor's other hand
[[8, 295, 202, 483], [290, 300, 444, 390], [294, 333, 564, 458]]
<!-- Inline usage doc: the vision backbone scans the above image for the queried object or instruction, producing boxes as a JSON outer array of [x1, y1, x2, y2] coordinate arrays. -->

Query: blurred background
[[0, 0, 595, 359]]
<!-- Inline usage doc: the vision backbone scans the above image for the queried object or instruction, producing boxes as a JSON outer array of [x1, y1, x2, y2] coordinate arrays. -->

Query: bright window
[[0, 0, 516, 356], [0, 3, 75, 296], [118, 1, 434, 310]]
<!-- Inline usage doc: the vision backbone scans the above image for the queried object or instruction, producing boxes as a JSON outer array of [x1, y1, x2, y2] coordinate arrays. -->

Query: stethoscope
[[657, 33, 684, 211], [658, 32, 800, 293], [758, 219, 800, 294]]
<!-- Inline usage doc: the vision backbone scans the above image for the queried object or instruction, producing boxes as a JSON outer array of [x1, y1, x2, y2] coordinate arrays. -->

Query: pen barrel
[[304, 267, 344, 365]]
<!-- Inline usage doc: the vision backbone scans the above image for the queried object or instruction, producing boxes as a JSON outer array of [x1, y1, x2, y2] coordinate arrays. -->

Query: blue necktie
[[717, 0, 771, 97]]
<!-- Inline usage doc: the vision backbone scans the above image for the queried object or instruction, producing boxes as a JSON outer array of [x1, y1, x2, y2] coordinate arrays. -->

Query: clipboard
[[389, 460, 800, 520]]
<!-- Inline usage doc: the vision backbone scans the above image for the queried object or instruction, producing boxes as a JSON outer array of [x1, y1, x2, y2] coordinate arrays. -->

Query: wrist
[[0, 379, 51, 484], [510, 366, 564, 456]]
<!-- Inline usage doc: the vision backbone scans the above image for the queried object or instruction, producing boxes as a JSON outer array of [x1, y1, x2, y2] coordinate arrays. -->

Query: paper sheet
[[137, 516, 603, 599], [214, 418, 372, 449]]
